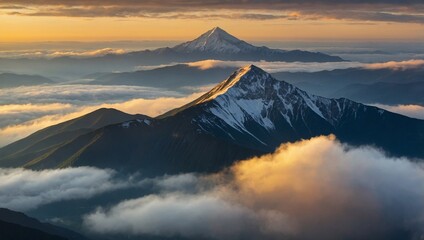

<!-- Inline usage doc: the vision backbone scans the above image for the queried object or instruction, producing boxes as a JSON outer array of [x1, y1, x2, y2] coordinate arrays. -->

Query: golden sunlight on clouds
[[233, 134, 342, 196], [0, 93, 203, 146], [85, 135, 424, 239], [365, 59, 424, 70], [0, 103, 73, 115]]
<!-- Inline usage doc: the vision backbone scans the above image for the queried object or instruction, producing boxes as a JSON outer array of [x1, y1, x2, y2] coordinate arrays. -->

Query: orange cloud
[[365, 59, 424, 70], [85, 136, 424, 239]]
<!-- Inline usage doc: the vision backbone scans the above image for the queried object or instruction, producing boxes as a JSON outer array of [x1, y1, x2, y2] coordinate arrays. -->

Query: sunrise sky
[[1, 0, 424, 42]]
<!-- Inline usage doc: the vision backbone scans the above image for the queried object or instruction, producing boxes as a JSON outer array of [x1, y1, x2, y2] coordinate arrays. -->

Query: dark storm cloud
[[1, 0, 424, 23]]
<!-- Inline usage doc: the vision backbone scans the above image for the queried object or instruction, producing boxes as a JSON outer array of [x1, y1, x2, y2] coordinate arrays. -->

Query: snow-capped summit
[[172, 27, 258, 54], [167, 27, 344, 62]]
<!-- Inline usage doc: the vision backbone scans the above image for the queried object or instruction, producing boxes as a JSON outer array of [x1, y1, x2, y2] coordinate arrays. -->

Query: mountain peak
[[194, 65, 272, 104], [241, 64, 264, 73], [168, 27, 345, 62], [211, 26, 223, 31], [205, 26, 232, 39], [172, 27, 256, 53], [157, 65, 276, 118]]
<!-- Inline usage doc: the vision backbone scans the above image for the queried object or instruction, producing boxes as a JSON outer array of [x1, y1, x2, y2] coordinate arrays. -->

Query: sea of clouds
[[2, 136, 423, 239], [83, 136, 424, 240]]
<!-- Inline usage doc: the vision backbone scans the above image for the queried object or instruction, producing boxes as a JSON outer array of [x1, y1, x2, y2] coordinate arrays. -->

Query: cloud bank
[[0, 84, 179, 105], [185, 59, 364, 72], [137, 60, 365, 73], [139, 59, 424, 74], [84, 136, 424, 240], [0, 167, 130, 211]]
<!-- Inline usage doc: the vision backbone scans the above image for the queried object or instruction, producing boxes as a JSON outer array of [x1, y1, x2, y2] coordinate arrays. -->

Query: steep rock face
[[181, 66, 424, 157]]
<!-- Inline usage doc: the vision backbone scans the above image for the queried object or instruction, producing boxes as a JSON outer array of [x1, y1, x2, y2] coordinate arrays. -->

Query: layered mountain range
[[89, 62, 424, 105], [0, 73, 53, 88], [1, 65, 423, 175], [0, 27, 344, 77]]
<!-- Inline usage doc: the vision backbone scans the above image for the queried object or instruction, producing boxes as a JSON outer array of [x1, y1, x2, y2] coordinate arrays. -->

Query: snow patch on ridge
[[121, 119, 151, 128]]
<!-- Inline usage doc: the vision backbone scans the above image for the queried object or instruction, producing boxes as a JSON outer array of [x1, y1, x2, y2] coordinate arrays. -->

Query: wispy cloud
[[365, 59, 424, 70], [0, 48, 128, 59], [84, 135, 424, 239], [48, 48, 127, 58], [139, 59, 424, 73], [1, 1, 424, 23], [0, 103, 73, 128]]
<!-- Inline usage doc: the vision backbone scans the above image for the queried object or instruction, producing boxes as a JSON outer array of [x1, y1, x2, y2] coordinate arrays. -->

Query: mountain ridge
[[0, 208, 87, 240], [161, 65, 410, 151], [0, 108, 150, 168], [0, 72, 54, 88], [1, 65, 423, 174]]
